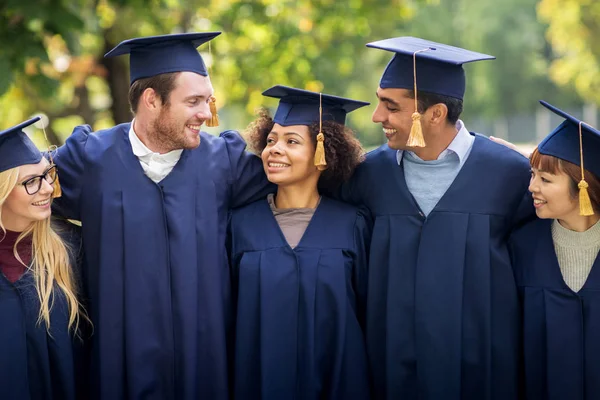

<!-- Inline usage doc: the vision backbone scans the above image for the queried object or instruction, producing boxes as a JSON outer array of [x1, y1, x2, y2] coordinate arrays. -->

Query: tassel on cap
[[41, 131, 62, 199], [314, 92, 327, 171], [315, 133, 327, 170], [578, 121, 594, 216], [406, 112, 426, 147], [406, 48, 432, 148], [206, 95, 219, 127], [52, 173, 62, 198], [205, 40, 219, 127]]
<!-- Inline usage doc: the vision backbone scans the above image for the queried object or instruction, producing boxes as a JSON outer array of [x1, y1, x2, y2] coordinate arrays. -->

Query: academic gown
[[53, 123, 271, 400], [228, 196, 371, 400], [0, 222, 84, 400], [510, 219, 600, 400], [341, 135, 534, 400], [0, 274, 78, 400]]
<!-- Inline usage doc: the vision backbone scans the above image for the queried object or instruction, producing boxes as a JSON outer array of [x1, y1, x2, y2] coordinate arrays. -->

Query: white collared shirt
[[396, 119, 475, 166], [129, 120, 183, 183]]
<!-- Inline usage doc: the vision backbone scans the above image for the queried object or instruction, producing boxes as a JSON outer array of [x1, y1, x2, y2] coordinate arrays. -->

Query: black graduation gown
[[510, 219, 600, 400], [341, 135, 534, 399], [53, 124, 271, 400], [229, 197, 371, 399], [0, 272, 78, 400]]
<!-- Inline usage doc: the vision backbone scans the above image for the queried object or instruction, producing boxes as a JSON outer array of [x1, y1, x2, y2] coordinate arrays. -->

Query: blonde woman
[[0, 117, 86, 400]]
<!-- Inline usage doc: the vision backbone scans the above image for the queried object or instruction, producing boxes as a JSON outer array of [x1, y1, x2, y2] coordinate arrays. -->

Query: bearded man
[[53, 32, 270, 400]]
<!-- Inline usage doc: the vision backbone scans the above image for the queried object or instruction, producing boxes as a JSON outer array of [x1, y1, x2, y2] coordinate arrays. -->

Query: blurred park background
[[0, 0, 598, 150]]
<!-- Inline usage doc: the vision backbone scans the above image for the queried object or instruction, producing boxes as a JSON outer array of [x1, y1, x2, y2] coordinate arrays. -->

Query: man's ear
[[140, 88, 161, 112], [427, 103, 448, 127]]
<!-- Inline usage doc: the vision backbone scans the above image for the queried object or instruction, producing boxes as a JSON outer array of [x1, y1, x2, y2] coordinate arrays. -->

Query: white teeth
[[32, 199, 50, 206], [187, 124, 201, 130], [383, 128, 397, 134], [533, 199, 546, 205], [268, 163, 289, 168]]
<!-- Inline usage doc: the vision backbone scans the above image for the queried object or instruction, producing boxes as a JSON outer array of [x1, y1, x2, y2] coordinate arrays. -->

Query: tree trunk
[[101, 30, 132, 124]]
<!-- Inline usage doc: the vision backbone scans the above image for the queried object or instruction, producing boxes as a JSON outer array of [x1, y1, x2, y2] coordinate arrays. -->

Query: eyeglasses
[[20, 165, 58, 195]]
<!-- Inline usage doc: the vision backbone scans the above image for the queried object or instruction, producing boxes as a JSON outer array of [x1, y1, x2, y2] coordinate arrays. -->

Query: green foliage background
[[0, 0, 596, 148]]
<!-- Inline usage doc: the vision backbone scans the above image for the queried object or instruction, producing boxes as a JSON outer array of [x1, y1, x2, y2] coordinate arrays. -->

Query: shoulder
[[472, 134, 530, 170], [195, 130, 252, 163], [199, 129, 245, 149], [364, 143, 396, 165], [320, 197, 371, 232], [509, 218, 550, 251], [74, 123, 129, 141], [230, 197, 269, 221], [349, 144, 396, 183], [64, 123, 130, 154], [321, 196, 364, 217]]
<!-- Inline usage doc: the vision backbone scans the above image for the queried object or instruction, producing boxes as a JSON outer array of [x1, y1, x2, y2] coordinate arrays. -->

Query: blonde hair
[[0, 166, 85, 333]]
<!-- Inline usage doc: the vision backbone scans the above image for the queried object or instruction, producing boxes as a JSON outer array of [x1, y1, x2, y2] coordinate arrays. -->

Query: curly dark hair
[[244, 108, 365, 193]]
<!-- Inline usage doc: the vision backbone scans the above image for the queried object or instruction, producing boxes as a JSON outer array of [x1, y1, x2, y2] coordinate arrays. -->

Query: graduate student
[[341, 37, 535, 399], [229, 85, 371, 399], [0, 117, 86, 399], [52, 33, 271, 399], [509, 101, 600, 400]]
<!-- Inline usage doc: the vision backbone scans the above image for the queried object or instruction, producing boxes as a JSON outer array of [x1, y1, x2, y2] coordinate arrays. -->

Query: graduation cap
[[538, 100, 600, 216], [262, 85, 369, 170], [105, 32, 221, 84], [0, 117, 42, 173], [367, 37, 495, 147]]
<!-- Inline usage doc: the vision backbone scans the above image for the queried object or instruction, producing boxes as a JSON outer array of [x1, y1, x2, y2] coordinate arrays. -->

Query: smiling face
[[260, 123, 321, 188], [1, 158, 54, 232], [529, 166, 580, 221], [372, 87, 423, 150], [149, 71, 214, 151], [528, 149, 600, 227]]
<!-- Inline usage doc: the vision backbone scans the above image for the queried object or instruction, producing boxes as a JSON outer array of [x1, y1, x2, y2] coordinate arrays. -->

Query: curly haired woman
[[228, 86, 371, 399]]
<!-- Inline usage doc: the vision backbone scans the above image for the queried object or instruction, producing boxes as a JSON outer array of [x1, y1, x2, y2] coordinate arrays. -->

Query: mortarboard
[[367, 37, 494, 147], [104, 32, 221, 85], [262, 85, 369, 127], [262, 85, 369, 170], [0, 117, 42, 173], [367, 37, 495, 100], [538, 100, 600, 215]]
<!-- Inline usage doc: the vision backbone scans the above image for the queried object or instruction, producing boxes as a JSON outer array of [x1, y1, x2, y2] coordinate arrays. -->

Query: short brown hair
[[244, 108, 365, 194], [530, 147, 600, 209], [128, 72, 180, 114], [406, 89, 463, 125]]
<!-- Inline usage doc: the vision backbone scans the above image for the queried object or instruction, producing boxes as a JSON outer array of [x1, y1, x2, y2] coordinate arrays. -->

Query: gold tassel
[[577, 121, 594, 215], [314, 132, 327, 170], [206, 95, 219, 127], [52, 173, 62, 198], [406, 112, 426, 147], [579, 180, 594, 216], [314, 92, 327, 170], [405, 48, 431, 148]]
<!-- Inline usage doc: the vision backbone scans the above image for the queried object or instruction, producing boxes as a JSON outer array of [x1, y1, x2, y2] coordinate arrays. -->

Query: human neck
[[410, 123, 458, 161], [1, 214, 32, 233], [274, 185, 320, 209], [558, 213, 600, 232]]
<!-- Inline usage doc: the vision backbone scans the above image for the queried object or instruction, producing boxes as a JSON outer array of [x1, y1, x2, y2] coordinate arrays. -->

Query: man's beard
[[149, 108, 201, 152]]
